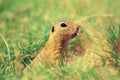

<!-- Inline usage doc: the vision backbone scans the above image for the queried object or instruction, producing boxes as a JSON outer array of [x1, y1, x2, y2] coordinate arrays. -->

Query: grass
[[0, 0, 120, 80]]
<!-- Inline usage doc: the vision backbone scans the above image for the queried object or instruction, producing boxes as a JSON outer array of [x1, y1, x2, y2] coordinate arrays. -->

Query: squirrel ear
[[51, 26, 55, 32]]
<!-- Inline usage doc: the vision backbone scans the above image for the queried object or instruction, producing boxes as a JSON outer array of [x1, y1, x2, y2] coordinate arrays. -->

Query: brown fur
[[28, 21, 80, 68]]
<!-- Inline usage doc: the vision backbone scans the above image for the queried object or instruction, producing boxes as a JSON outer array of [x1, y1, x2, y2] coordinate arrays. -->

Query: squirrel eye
[[60, 23, 67, 27]]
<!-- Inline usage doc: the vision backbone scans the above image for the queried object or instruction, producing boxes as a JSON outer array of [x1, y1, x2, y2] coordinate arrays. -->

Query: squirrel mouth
[[71, 33, 77, 39]]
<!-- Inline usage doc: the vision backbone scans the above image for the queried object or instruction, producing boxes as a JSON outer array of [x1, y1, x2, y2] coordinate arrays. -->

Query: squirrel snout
[[76, 26, 80, 32], [76, 27, 79, 31], [76, 25, 83, 33]]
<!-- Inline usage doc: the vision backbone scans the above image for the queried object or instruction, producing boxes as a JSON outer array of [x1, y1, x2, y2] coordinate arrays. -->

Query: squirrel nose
[[76, 25, 80, 31], [76, 27, 79, 31]]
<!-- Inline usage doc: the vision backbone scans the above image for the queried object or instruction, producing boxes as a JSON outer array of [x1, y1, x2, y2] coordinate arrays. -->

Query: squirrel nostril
[[76, 27, 79, 31]]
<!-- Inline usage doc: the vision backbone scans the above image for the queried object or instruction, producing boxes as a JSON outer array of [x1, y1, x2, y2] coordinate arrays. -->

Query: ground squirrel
[[28, 21, 80, 68]]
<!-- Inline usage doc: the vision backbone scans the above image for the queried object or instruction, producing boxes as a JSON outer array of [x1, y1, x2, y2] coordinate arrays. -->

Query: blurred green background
[[0, 0, 120, 80]]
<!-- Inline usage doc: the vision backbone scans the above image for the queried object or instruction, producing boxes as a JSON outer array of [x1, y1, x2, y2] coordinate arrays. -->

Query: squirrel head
[[50, 21, 80, 40]]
